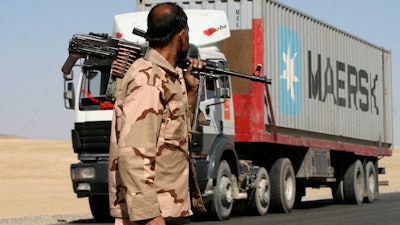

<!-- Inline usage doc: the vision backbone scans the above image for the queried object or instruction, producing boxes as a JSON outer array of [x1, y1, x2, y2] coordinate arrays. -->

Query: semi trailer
[[62, 0, 392, 221]]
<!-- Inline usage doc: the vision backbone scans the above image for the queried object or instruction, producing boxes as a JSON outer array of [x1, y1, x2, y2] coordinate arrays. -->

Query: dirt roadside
[[0, 138, 398, 219], [0, 139, 90, 219]]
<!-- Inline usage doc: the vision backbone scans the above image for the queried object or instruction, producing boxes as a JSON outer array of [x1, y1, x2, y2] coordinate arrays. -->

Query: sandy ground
[[0, 138, 90, 219], [0, 137, 398, 219]]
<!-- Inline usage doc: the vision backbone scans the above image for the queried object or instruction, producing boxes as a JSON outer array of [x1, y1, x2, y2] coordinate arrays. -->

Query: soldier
[[108, 2, 206, 225]]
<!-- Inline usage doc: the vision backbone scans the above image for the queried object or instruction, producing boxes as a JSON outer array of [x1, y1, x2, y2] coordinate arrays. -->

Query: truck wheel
[[269, 158, 296, 213], [249, 167, 270, 216], [89, 195, 113, 222], [331, 180, 345, 203], [211, 160, 233, 220], [343, 160, 365, 205], [364, 161, 377, 203]]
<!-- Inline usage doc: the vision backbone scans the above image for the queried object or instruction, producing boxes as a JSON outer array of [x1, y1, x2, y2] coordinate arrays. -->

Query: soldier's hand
[[184, 57, 206, 91]]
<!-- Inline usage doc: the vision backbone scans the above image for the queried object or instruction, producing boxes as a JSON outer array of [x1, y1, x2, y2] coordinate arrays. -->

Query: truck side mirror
[[63, 70, 73, 81], [64, 82, 75, 109], [218, 87, 231, 98]]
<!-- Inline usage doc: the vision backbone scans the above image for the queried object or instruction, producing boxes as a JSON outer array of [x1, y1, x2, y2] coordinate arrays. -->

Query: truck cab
[[63, 55, 114, 221]]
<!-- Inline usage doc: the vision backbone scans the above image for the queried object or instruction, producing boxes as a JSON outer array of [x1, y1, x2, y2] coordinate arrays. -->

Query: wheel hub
[[285, 175, 294, 201], [368, 174, 375, 193], [219, 176, 233, 205], [258, 178, 270, 206]]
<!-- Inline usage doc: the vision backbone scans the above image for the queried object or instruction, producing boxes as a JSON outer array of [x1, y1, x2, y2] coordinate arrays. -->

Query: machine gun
[[61, 32, 144, 78], [62, 28, 272, 84]]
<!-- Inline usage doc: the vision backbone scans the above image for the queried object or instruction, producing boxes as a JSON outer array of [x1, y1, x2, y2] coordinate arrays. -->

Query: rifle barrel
[[132, 28, 147, 39], [201, 66, 271, 84]]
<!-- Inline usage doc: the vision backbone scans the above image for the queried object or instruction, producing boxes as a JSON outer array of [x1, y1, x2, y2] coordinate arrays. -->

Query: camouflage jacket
[[108, 48, 194, 221]]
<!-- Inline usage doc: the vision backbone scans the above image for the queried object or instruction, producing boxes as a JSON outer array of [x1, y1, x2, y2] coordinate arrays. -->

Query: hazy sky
[[0, 0, 398, 145]]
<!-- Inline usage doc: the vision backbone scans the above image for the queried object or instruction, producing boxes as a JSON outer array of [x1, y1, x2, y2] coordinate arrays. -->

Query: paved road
[[61, 193, 400, 225]]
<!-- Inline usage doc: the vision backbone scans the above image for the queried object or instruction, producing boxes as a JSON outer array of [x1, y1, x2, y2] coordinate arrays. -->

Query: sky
[[0, 0, 398, 145]]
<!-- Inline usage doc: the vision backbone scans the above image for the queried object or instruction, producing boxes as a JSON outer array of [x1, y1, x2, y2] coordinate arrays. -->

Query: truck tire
[[331, 180, 345, 203], [343, 160, 365, 205], [269, 158, 296, 213], [249, 167, 270, 216], [364, 161, 378, 203], [89, 195, 114, 222], [211, 160, 233, 220]]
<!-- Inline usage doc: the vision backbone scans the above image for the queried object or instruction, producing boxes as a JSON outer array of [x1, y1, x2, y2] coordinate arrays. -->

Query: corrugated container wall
[[138, 0, 393, 146], [262, 1, 392, 146]]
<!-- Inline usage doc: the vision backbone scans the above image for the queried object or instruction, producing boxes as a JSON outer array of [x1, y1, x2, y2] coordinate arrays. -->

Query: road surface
[[56, 192, 400, 225]]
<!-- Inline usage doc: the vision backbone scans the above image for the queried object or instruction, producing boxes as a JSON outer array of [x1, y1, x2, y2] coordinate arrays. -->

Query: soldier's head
[[147, 2, 189, 59]]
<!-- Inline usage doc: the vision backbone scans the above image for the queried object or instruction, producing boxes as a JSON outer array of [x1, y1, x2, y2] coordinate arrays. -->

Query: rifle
[[132, 28, 272, 84], [61, 32, 144, 79]]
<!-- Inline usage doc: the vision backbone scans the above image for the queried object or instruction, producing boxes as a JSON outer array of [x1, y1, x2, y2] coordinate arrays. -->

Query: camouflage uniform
[[108, 48, 193, 223]]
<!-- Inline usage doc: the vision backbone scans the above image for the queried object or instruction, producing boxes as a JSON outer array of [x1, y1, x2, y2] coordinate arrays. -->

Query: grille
[[72, 121, 111, 154]]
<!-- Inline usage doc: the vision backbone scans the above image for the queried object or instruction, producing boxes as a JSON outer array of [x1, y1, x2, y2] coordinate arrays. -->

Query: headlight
[[73, 167, 96, 179], [77, 182, 91, 191]]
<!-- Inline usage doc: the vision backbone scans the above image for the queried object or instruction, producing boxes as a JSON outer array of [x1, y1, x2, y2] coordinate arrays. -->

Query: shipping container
[[139, 0, 393, 156]]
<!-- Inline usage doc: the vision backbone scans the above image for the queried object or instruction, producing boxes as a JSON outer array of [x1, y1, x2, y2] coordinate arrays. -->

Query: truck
[[62, 0, 392, 222]]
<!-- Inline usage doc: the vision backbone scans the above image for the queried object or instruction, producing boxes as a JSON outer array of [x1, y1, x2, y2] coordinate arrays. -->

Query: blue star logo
[[279, 27, 302, 115]]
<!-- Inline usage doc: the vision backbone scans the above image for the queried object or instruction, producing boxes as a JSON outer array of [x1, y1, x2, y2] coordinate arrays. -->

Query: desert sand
[[0, 137, 398, 219]]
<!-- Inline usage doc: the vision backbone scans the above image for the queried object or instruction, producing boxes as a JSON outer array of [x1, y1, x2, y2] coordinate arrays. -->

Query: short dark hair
[[147, 2, 187, 48]]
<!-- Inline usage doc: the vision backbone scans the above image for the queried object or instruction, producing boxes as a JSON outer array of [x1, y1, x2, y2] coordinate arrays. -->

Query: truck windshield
[[79, 57, 113, 110]]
